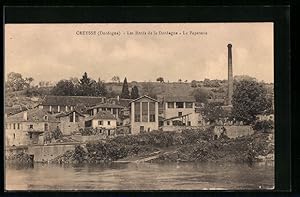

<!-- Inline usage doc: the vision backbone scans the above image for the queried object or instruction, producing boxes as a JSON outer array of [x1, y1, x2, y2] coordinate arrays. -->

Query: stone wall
[[27, 142, 80, 162], [161, 125, 210, 132]]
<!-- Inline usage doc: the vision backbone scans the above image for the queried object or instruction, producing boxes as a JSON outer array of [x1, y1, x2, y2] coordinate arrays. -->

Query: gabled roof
[[6, 108, 59, 123], [87, 103, 124, 110], [129, 95, 158, 103], [86, 111, 116, 121], [5, 106, 27, 116], [41, 95, 105, 106], [55, 109, 85, 118], [164, 95, 196, 102]]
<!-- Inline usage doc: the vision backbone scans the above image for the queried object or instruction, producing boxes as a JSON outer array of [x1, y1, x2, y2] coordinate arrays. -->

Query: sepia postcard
[[4, 23, 275, 190]]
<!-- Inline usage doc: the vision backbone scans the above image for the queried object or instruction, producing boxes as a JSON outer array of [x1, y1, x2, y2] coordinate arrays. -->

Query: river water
[[5, 161, 274, 191]]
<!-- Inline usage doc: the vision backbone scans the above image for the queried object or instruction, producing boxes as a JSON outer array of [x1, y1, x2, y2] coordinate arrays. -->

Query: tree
[[120, 77, 130, 99], [25, 77, 34, 88], [51, 80, 76, 96], [111, 76, 120, 83], [191, 80, 197, 88], [6, 72, 30, 91], [77, 72, 94, 96], [232, 79, 272, 124], [52, 127, 63, 140], [94, 78, 107, 96], [202, 103, 229, 123], [156, 77, 164, 83], [131, 86, 140, 99], [191, 88, 209, 103]]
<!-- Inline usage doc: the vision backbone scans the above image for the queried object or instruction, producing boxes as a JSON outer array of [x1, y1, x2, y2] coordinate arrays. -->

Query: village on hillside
[[4, 44, 275, 164]]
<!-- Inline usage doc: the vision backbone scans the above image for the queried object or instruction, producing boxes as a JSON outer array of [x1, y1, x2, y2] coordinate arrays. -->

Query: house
[[86, 103, 124, 125], [5, 109, 60, 146], [38, 95, 106, 114], [162, 96, 200, 127], [107, 96, 132, 121], [130, 95, 159, 134], [85, 111, 117, 136], [55, 110, 86, 135]]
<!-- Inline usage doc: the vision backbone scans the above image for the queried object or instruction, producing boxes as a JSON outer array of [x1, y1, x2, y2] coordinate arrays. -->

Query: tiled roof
[[41, 95, 105, 106], [107, 98, 133, 107], [86, 111, 116, 121], [5, 106, 27, 116], [55, 110, 85, 118], [164, 96, 196, 102], [6, 108, 59, 123], [129, 95, 158, 103], [87, 103, 124, 110]]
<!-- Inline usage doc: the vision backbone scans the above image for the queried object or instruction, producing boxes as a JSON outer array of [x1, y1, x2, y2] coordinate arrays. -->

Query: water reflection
[[5, 161, 274, 191]]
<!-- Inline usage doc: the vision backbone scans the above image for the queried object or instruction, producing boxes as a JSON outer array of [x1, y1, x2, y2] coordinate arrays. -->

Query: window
[[135, 114, 140, 122], [134, 102, 140, 122], [69, 114, 73, 122], [13, 133, 15, 139], [13, 123, 16, 130], [44, 115, 48, 121], [150, 114, 155, 122], [17, 123, 20, 130], [29, 133, 33, 139], [29, 124, 33, 129], [149, 102, 156, 122], [168, 102, 174, 108], [178, 112, 183, 117], [113, 108, 117, 114], [167, 121, 170, 125], [186, 102, 193, 108], [107, 121, 111, 125], [142, 102, 148, 122], [98, 121, 103, 125], [176, 102, 184, 108], [44, 123, 49, 131], [187, 121, 191, 126]]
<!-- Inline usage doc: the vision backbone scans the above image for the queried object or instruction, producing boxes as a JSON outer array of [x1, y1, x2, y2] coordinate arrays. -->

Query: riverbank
[[51, 128, 274, 164]]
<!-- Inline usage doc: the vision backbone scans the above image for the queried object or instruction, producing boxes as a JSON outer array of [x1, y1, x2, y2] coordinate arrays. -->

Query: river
[[5, 161, 274, 190]]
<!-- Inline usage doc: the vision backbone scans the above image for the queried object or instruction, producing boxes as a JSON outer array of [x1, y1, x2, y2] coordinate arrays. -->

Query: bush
[[253, 120, 274, 132]]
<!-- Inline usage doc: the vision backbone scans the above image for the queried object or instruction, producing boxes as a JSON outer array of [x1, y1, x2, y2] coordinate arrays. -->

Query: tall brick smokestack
[[227, 43, 233, 106]]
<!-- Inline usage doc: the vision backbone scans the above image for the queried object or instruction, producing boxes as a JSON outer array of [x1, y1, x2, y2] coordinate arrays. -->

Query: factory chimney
[[227, 44, 233, 106]]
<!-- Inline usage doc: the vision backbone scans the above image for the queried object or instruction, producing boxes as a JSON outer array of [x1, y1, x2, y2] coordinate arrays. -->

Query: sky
[[5, 23, 274, 84]]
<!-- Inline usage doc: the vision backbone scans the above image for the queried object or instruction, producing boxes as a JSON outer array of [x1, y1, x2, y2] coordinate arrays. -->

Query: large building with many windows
[[162, 96, 200, 127], [130, 95, 159, 134]]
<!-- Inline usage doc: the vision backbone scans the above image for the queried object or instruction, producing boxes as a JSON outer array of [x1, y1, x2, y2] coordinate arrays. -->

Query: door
[[140, 126, 144, 133]]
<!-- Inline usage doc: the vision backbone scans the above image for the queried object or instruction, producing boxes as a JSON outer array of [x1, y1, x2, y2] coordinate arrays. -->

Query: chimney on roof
[[23, 111, 28, 121], [227, 43, 233, 106]]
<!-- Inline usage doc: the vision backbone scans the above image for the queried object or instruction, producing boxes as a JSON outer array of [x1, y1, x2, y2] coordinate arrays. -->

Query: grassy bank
[[52, 127, 274, 164]]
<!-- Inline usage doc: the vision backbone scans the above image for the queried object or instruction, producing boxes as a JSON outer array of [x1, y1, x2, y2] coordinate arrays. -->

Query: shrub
[[253, 120, 274, 132]]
